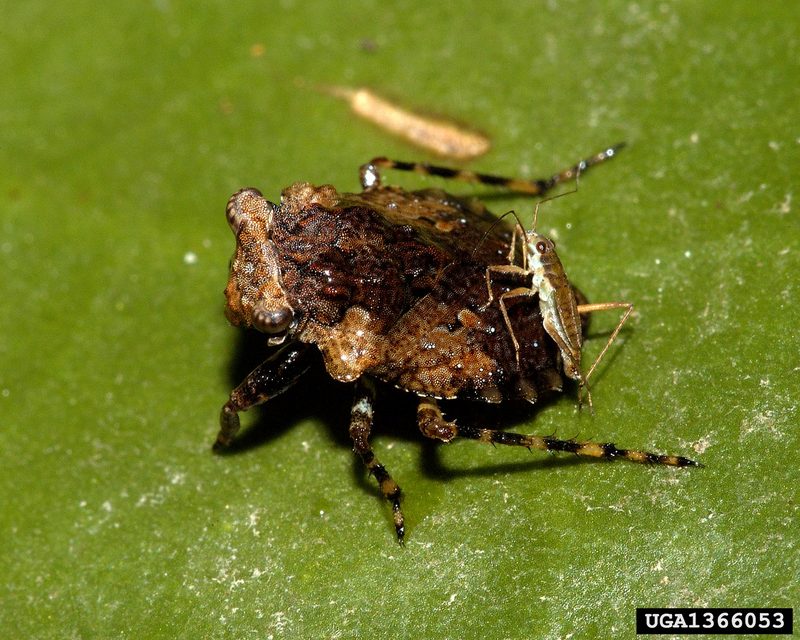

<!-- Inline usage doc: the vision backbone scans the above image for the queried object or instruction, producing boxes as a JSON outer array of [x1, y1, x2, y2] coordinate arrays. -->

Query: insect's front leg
[[359, 160, 383, 189], [215, 341, 315, 450], [349, 378, 405, 543], [358, 144, 625, 194], [479, 264, 528, 310]]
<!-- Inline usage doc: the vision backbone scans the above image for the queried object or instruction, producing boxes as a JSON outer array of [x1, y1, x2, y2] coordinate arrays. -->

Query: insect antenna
[[469, 209, 527, 267], [530, 169, 581, 232], [430, 209, 523, 291]]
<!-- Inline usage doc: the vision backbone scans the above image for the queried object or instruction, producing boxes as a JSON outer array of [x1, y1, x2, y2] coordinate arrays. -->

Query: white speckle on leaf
[[777, 193, 791, 214], [247, 511, 260, 535], [183, 251, 198, 265], [740, 406, 785, 440], [270, 611, 290, 634], [691, 437, 712, 454]]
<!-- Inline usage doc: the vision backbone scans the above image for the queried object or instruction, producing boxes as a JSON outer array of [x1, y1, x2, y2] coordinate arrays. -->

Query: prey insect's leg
[[577, 301, 634, 390], [349, 378, 405, 543], [214, 342, 315, 450], [479, 264, 528, 310], [477, 221, 528, 307], [498, 286, 540, 367], [417, 397, 698, 467], [359, 143, 625, 193]]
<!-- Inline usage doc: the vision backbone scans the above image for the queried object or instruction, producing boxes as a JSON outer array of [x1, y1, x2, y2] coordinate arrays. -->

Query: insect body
[[216, 147, 697, 543], [482, 202, 633, 408]]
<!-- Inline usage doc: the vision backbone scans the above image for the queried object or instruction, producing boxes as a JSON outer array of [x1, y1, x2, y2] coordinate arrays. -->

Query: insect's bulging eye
[[226, 187, 267, 234], [252, 305, 294, 334], [536, 241, 548, 253]]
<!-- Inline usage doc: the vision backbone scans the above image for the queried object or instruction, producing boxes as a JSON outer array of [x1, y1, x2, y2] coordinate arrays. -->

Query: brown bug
[[215, 146, 697, 542]]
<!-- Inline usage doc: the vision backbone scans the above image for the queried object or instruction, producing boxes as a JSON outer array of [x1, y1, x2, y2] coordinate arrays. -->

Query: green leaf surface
[[2, 2, 797, 638]]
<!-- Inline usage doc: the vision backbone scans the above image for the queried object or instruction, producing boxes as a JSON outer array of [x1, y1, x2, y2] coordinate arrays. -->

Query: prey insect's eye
[[252, 305, 294, 335]]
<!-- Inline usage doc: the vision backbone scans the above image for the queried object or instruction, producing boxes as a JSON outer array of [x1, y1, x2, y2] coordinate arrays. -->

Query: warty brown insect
[[215, 146, 698, 543]]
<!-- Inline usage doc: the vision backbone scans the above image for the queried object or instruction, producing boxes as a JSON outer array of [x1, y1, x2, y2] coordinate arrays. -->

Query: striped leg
[[359, 143, 626, 193], [349, 379, 405, 543], [214, 342, 314, 450], [417, 397, 458, 442], [417, 397, 698, 468]]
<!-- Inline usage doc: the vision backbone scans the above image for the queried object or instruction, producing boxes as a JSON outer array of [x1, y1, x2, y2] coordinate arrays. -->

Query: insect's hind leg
[[417, 397, 698, 468], [214, 342, 315, 450], [350, 378, 405, 543], [576, 301, 634, 406], [359, 143, 626, 193]]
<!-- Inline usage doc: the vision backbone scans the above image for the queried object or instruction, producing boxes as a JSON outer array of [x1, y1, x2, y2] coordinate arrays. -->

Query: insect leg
[[359, 143, 625, 193], [419, 397, 698, 467], [214, 342, 315, 450], [497, 286, 539, 367], [456, 426, 699, 466], [417, 397, 459, 442], [577, 301, 634, 387], [479, 264, 529, 310], [349, 378, 405, 543]]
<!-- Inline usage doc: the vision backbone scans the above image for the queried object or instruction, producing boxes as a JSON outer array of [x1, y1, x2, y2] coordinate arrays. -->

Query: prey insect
[[481, 198, 633, 409], [216, 143, 698, 543]]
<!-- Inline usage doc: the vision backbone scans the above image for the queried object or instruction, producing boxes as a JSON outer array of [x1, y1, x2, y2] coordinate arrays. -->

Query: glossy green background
[[1, 2, 797, 638]]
